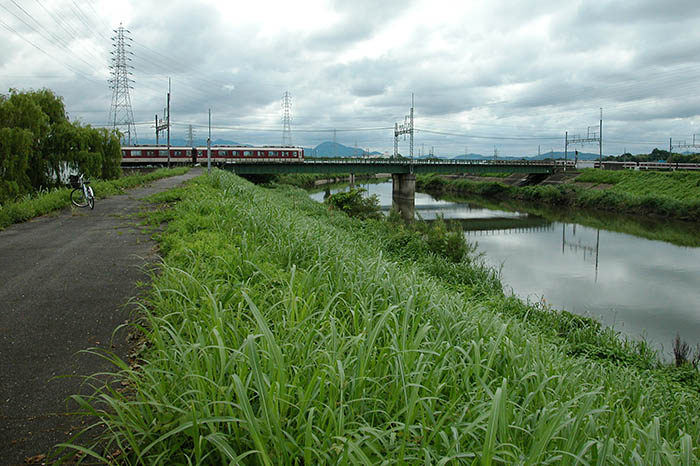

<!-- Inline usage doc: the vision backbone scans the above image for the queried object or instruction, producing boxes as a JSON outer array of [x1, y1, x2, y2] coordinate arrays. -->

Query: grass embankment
[[62, 171, 700, 464], [418, 169, 700, 221], [0, 167, 190, 229]]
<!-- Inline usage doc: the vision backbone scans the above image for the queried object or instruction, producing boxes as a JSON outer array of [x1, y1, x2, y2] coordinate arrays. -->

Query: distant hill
[[532, 151, 601, 160], [308, 141, 382, 157]]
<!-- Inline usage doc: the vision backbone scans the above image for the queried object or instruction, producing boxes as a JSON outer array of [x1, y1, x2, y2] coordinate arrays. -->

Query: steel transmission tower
[[186, 124, 195, 146], [281, 91, 292, 145], [108, 25, 137, 144]]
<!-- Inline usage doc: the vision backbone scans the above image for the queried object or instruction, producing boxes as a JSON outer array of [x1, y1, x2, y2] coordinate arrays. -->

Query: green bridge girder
[[222, 159, 557, 175]]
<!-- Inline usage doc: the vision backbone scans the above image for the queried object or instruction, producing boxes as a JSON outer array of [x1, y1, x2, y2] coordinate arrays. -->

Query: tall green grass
[[575, 169, 700, 201], [61, 171, 700, 464], [0, 167, 189, 229]]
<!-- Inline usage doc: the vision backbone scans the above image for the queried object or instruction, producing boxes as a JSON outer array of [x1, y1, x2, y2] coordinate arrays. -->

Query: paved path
[[0, 168, 202, 465]]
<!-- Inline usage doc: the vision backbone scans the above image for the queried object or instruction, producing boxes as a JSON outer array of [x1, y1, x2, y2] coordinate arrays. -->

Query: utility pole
[[332, 128, 337, 157], [565, 110, 602, 168], [155, 111, 167, 145], [410, 93, 414, 163], [393, 93, 414, 164], [599, 107, 603, 165], [564, 131, 568, 168], [167, 78, 171, 168], [207, 108, 211, 175], [393, 123, 398, 158]]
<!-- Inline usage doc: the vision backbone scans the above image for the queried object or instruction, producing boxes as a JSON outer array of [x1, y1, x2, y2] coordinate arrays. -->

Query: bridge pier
[[392, 173, 415, 220]]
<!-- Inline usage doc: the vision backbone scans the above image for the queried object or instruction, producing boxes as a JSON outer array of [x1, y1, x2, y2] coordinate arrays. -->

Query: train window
[[185, 150, 191, 156], [132, 150, 141, 156], [244, 150, 252, 156], [174, 151, 182, 156], [159, 150, 168, 156], [218, 150, 227, 156], [268, 151, 276, 156]]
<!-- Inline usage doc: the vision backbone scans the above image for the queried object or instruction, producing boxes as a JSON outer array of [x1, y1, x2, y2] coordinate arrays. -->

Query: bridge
[[223, 158, 562, 219]]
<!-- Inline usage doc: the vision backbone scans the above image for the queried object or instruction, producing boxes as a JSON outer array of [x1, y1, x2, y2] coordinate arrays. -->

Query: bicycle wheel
[[71, 188, 87, 208], [87, 187, 94, 209]]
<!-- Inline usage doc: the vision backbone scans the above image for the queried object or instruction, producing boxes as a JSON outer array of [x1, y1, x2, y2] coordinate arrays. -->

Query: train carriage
[[121, 145, 304, 166]]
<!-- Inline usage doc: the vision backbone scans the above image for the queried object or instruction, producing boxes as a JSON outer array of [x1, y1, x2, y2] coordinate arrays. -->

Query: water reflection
[[309, 182, 700, 358], [562, 226, 600, 282]]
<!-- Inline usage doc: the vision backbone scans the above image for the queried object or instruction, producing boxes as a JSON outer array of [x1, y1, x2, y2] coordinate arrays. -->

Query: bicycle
[[69, 174, 95, 209]]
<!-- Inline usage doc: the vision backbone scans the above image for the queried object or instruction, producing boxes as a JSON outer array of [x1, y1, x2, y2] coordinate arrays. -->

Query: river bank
[[417, 168, 700, 221], [63, 170, 699, 464]]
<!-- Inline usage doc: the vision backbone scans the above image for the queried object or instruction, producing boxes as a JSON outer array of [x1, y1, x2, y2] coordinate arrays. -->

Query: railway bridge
[[224, 158, 563, 219]]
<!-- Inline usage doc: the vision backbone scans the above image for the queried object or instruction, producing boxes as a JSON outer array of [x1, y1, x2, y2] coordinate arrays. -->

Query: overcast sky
[[2, 0, 700, 156]]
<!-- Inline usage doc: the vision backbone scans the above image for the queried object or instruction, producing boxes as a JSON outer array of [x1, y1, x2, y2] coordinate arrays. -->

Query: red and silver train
[[121, 145, 304, 165]]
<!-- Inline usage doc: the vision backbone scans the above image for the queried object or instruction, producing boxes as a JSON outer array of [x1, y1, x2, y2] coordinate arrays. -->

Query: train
[[120, 145, 305, 166], [593, 160, 700, 171]]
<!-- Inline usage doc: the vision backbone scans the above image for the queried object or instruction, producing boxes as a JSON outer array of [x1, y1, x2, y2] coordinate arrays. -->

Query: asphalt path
[[0, 168, 202, 465]]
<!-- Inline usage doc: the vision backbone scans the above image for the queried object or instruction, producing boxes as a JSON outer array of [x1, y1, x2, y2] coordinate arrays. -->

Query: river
[[310, 181, 700, 359]]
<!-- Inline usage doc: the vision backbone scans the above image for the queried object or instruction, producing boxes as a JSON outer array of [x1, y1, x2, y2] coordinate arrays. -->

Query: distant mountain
[[454, 153, 490, 160], [308, 141, 381, 157], [531, 151, 601, 160]]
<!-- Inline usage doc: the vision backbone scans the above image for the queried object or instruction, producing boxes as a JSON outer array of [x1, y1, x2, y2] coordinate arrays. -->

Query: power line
[[0, 17, 101, 83], [0, 2, 101, 74], [416, 128, 561, 140]]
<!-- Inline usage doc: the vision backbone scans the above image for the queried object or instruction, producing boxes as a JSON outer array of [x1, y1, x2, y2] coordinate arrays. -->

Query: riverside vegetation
[[0, 167, 190, 229], [61, 171, 700, 464], [417, 169, 700, 221]]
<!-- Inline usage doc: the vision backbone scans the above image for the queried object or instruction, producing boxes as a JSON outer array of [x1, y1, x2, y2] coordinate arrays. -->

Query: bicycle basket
[[69, 175, 80, 188]]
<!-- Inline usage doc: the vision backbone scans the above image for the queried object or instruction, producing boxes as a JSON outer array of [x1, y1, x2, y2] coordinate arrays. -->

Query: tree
[[0, 88, 122, 203]]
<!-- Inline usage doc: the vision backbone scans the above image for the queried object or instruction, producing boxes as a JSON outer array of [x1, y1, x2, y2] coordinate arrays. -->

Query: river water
[[310, 181, 700, 359]]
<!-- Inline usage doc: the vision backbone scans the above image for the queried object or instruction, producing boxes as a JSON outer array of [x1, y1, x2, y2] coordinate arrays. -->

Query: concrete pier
[[392, 173, 416, 220]]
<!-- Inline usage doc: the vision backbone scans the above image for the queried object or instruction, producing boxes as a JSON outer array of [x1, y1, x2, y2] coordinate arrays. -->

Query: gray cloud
[[2, 0, 700, 155]]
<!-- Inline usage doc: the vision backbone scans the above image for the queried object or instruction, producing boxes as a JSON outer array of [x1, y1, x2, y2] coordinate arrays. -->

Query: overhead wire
[[0, 17, 102, 83]]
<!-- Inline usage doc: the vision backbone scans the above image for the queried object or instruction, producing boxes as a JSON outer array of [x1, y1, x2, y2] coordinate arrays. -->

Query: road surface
[[0, 168, 201, 465]]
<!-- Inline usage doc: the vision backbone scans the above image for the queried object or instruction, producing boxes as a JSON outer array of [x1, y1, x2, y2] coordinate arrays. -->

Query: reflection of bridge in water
[[410, 203, 555, 234], [562, 224, 601, 282], [449, 217, 603, 283], [460, 218, 553, 235]]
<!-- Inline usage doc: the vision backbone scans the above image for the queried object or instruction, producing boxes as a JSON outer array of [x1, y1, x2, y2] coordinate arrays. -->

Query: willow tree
[[0, 88, 122, 203]]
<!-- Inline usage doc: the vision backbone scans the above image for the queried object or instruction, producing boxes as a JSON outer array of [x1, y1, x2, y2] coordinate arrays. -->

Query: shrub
[[325, 188, 382, 220]]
